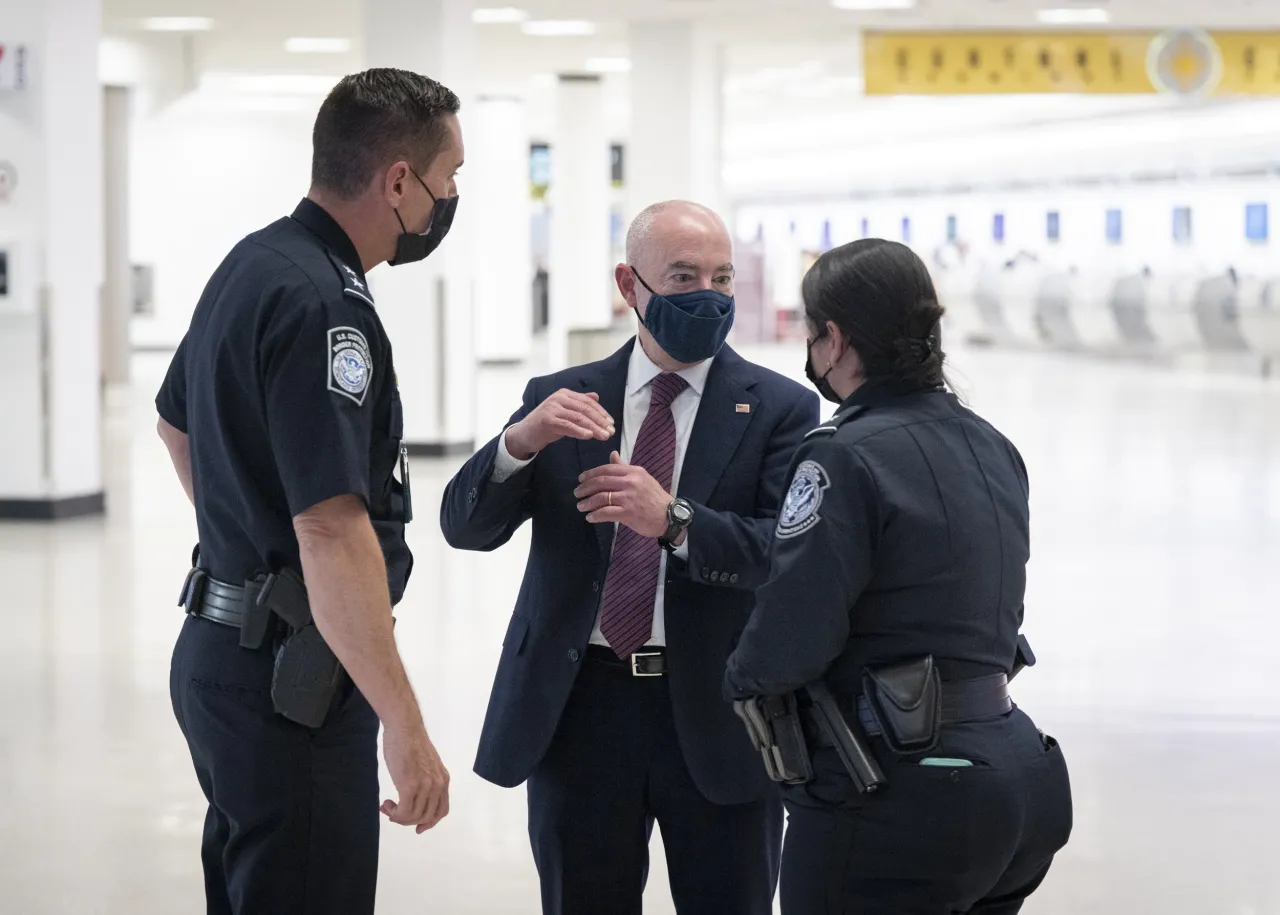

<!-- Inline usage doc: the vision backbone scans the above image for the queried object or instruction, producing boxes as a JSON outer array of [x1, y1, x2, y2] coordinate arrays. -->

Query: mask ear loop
[[630, 267, 659, 297]]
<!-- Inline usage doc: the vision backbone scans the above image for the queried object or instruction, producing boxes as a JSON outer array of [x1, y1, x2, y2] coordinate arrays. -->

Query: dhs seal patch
[[328, 326, 373, 406], [776, 460, 830, 540]]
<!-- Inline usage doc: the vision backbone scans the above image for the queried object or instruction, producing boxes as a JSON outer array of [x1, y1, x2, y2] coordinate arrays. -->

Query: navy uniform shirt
[[725, 379, 1031, 699], [156, 199, 413, 602]]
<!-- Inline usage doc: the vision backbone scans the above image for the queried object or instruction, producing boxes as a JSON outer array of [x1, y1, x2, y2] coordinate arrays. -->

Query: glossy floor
[[2, 341, 1278, 914]]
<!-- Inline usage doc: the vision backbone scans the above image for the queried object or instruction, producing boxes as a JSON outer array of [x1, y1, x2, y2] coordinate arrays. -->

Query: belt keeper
[[178, 568, 207, 612]]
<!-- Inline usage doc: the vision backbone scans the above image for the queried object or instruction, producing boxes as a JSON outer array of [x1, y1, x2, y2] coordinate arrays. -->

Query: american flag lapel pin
[[736, 404, 751, 414]]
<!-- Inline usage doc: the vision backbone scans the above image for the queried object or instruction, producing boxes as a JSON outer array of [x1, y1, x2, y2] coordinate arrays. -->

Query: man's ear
[[615, 264, 638, 309], [383, 161, 411, 205]]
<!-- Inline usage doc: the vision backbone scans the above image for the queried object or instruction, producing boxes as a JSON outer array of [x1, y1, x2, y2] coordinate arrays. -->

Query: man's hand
[[504, 389, 615, 461], [380, 721, 451, 834], [575, 452, 674, 539]]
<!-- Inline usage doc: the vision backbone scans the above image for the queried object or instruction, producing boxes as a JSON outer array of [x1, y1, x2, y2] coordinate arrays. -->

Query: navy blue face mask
[[631, 268, 735, 364]]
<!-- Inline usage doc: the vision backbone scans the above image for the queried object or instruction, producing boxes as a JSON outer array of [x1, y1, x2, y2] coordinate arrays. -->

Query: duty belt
[[811, 673, 1011, 746], [179, 568, 249, 628]]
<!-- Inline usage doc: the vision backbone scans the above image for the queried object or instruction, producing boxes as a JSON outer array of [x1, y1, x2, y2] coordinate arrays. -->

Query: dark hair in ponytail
[[802, 239, 947, 389]]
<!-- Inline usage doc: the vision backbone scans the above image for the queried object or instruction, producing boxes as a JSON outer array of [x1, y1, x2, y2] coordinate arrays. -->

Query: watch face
[[672, 501, 693, 524]]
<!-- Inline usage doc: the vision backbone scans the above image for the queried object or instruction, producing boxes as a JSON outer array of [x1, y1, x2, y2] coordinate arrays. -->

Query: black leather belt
[[585, 644, 668, 676], [809, 673, 1011, 746], [858, 673, 1011, 737], [179, 568, 247, 629]]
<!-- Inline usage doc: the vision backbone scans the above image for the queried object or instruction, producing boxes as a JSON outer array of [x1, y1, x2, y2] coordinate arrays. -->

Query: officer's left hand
[[575, 452, 673, 539]]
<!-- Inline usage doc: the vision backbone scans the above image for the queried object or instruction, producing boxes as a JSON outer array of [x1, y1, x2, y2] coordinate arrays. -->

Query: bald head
[[621, 200, 734, 305], [617, 200, 736, 369], [626, 200, 730, 266]]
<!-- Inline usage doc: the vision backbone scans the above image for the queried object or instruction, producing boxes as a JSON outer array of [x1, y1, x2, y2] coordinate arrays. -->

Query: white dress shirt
[[492, 343, 713, 649]]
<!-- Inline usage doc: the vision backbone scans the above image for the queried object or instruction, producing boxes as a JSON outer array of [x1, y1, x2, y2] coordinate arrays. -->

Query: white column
[[472, 95, 533, 364], [0, 0, 105, 517], [627, 21, 725, 221], [102, 84, 131, 386], [363, 0, 476, 453], [548, 74, 612, 370]]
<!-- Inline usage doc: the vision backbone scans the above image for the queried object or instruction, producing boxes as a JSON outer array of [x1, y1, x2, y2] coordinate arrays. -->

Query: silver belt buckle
[[631, 651, 664, 677]]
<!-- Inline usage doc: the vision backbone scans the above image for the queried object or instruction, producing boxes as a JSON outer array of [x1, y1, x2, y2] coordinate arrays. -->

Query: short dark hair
[[803, 239, 947, 389], [311, 68, 461, 199]]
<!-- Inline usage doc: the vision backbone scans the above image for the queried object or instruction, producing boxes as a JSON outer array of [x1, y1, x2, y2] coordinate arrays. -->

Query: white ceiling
[[101, 0, 1280, 196], [103, 0, 1280, 76]]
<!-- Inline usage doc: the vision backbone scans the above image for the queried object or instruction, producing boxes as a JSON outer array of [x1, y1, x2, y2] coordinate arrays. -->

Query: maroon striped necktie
[[598, 372, 689, 659]]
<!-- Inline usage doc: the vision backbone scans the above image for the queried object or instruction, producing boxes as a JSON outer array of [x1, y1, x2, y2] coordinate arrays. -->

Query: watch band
[[658, 499, 691, 550]]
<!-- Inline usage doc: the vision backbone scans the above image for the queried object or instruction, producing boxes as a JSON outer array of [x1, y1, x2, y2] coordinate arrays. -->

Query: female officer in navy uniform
[[725, 239, 1072, 914]]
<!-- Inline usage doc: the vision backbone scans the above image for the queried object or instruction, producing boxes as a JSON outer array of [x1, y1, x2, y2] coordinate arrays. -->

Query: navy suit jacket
[[440, 340, 818, 805]]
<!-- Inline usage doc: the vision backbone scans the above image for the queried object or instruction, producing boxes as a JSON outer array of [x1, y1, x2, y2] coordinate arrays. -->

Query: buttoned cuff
[[492, 429, 535, 483]]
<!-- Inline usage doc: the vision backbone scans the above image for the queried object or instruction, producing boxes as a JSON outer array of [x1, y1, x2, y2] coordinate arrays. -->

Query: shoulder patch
[[328, 326, 373, 405], [776, 460, 831, 540]]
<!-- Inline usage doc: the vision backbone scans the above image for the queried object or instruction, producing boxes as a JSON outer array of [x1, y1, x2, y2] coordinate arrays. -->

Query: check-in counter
[[1237, 276, 1280, 357], [1107, 273, 1159, 348], [1145, 274, 1204, 351], [1192, 272, 1250, 352], [934, 268, 988, 344]]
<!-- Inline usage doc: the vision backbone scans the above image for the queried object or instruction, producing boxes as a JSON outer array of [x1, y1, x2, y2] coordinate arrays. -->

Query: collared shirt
[[155, 199, 413, 601], [492, 342, 713, 647]]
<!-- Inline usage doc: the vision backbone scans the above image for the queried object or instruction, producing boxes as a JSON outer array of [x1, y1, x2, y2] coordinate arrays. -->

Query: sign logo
[[777, 460, 831, 540], [1148, 30, 1223, 96], [328, 326, 373, 405]]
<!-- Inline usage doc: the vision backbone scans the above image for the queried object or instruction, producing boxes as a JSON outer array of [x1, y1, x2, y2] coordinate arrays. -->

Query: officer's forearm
[[156, 417, 195, 506], [294, 495, 424, 733]]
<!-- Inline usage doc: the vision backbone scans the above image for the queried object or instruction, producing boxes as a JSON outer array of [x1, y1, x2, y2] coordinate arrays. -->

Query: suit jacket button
[[568, 649, 580, 662], [592, 580, 600, 593], [702, 568, 711, 579], [729, 573, 739, 584], [719, 572, 730, 583], [468, 488, 478, 503]]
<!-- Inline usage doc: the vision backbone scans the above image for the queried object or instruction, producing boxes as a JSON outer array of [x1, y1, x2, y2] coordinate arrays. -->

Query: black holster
[[861, 655, 942, 756], [249, 569, 344, 729], [804, 682, 887, 794], [733, 693, 814, 785]]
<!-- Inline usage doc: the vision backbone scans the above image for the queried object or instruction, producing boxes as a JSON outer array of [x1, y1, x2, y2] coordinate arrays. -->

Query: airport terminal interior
[[2, 0, 1280, 912]]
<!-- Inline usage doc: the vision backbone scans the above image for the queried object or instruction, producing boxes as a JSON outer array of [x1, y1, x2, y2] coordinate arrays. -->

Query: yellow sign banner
[[863, 31, 1280, 96]]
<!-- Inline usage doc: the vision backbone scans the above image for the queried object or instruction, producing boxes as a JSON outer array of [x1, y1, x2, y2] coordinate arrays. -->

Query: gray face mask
[[389, 168, 459, 266]]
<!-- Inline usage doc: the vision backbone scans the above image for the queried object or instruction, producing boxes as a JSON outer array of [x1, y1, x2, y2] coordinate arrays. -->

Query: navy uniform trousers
[[170, 616, 380, 915], [780, 707, 1072, 915], [528, 647, 784, 915]]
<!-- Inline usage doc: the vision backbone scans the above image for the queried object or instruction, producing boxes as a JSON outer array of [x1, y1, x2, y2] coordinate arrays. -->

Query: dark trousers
[[780, 706, 1072, 915], [527, 648, 783, 915], [170, 616, 381, 915]]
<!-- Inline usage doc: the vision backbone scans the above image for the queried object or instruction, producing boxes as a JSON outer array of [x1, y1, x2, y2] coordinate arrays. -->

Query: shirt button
[[568, 649, 580, 662], [729, 573, 739, 584]]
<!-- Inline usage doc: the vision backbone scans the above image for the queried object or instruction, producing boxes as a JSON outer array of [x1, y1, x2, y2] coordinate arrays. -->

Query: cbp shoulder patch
[[328, 326, 373, 405], [776, 460, 830, 540]]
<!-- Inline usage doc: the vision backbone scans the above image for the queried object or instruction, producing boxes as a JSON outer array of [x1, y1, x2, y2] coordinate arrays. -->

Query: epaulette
[[803, 404, 869, 440], [326, 250, 375, 308]]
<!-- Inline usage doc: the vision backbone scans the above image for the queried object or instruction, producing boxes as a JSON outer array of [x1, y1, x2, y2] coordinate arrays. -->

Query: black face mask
[[805, 333, 843, 405], [389, 168, 458, 266]]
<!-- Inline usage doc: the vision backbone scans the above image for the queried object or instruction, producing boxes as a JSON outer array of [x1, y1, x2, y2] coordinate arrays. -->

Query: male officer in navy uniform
[[155, 69, 464, 915], [442, 201, 820, 914]]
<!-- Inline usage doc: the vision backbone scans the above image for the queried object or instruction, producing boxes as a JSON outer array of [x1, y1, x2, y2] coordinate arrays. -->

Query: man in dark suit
[[440, 200, 819, 915]]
